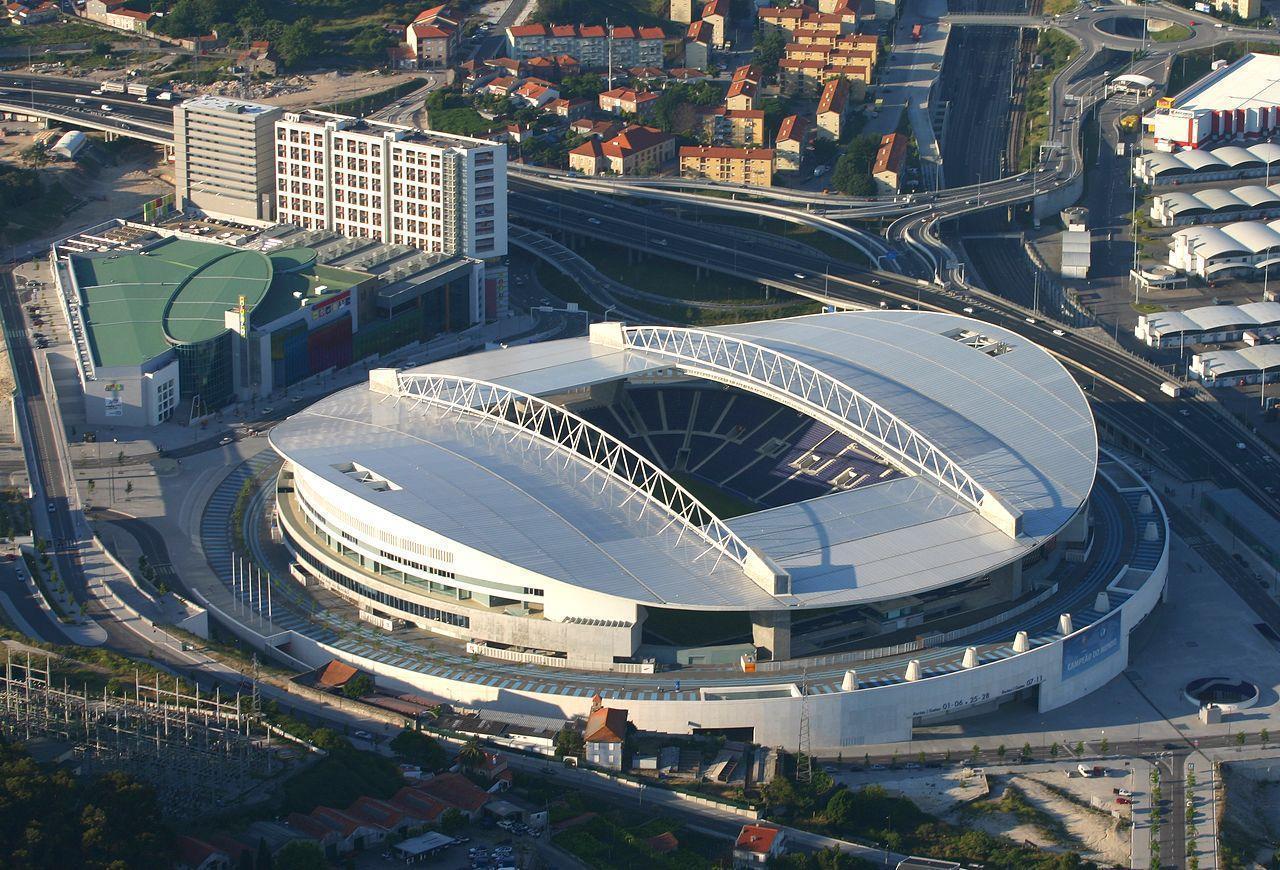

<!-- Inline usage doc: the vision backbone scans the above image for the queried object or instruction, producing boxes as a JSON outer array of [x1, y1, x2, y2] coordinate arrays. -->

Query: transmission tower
[[796, 668, 812, 784]]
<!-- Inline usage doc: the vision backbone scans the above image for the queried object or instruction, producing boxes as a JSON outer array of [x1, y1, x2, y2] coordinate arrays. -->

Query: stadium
[[264, 312, 1169, 747]]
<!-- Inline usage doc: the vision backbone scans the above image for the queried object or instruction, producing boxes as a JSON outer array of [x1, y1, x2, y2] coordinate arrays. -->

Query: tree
[[1074, 741, 1084, 756], [1021, 742, 1033, 762], [350, 23, 393, 66], [278, 18, 321, 70], [996, 744, 1006, 762], [554, 725, 584, 758], [1050, 741, 1060, 758], [751, 26, 787, 79], [124, 481, 133, 497], [1099, 736, 1109, 754], [830, 133, 879, 195], [389, 729, 447, 771], [341, 673, 375, 699], [457, 736, 486, 770], [970, 744, 980, 762], [274, 839, 326, 870], [86, 479, 95, 496], [1262, 728, 1270, 747], [439, 807, 467, 835], [1235, 731, 1246, 747]]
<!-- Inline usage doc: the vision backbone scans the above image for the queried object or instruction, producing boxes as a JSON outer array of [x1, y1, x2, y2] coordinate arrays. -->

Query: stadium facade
[[267, 313, 1169, 746]]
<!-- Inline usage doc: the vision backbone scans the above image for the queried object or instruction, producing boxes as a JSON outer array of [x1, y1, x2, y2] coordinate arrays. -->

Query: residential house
[[485, 57, 524, 77], [733, 824, 787, 867], [701, 0, 730, 47], [570, 124, 675, 176], [725, 64, 761, 110], [700, 107, 766, 147], [816, 76, 849, 140], [775, 114, 813, 172], [680, 145, 775, 186], [543, 97, 592, 122], [9, 1, 57, 25], [669, 66, 709, 81], [872, 131, 907, 194], [512, 77, 559, 108], [404, 5, 460, 71], [685, 19, 712, 69], [283, 813, 344, 860], [569, 117, 624, 139], [84, 0, 151, 33], [584, 705, 629, 770], [235, 41, 278, 76], [483, 75, 519, 97], [629, 65, 667, 86], [505, 23, 664, 68], [598, 87, 658, 117]]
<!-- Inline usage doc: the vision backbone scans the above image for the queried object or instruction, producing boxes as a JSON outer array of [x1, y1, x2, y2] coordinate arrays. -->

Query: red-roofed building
[[9, 0, 56, 24], [584, 705, 630, 769], [685, 20, 711, 69], [680, 145, 775, 186], [235, 40, 278, 76], [775, 114, 813, 172], [542, 97, 592, 121], [569, 117, 625, 139], [505, 22, 663, 68], [629, 65, 667, 85], [817, 77, 849, 139], [313, 659, 359, 691], [416, 772, 492, 819], [872, 131, 907, 194], [485, 56, 524, 75], [346, 796, 417, 836], [483, 75, 519, 97], [733, 824, 787, 867], [669, 66, 709, 81], [700, 107, 766, 147], [311, 806, 386, 851], [701, 0, 731, 47], [85, 0, 151, 32], [512, 77, 559, 108], [726, 67, 760, 110], [570, 124, 675, 176], [647, 831, 680, 854], [285, 812, 343, 857], [599, 87, 658, 117], [174, 836, 232, 870], [403, 5, 459, 70], [390, 786, 449, 823]]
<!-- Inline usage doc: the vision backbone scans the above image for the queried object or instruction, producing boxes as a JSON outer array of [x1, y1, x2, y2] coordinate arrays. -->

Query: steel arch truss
[[622, 326, 1019, 535], [393, 373, 788, 592]]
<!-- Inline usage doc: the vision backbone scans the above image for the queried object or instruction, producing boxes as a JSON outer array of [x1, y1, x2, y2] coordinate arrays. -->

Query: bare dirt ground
[[1222, 759, 1280, 867], [194, 69, 434, 110], [956, 773, 1131, 867], [873, 771, 990, 816]]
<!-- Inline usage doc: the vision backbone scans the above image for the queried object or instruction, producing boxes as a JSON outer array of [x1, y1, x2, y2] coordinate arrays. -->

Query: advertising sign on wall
[[1061, 608, 1122, 681]]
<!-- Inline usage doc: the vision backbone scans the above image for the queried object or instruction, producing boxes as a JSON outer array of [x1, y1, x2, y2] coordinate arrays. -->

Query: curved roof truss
[[617, 325, 1022, 537], [388, 371, 790, 595]]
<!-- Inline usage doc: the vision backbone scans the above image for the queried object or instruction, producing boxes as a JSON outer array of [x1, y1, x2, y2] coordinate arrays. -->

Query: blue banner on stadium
[[1061, 608, 1122, 681]]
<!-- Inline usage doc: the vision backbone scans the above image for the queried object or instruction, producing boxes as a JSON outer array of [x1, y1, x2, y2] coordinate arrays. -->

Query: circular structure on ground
[[1184, 676, 1260, 711], [1095, 17, 1189, 41]]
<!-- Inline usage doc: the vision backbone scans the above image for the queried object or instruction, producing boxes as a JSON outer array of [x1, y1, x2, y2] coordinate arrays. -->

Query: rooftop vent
[[331, 461, 401, 493]]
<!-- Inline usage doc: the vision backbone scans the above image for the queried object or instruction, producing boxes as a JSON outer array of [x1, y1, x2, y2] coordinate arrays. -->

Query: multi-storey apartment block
[[174, 95, 283, 223], [274, 112, 507, 261]]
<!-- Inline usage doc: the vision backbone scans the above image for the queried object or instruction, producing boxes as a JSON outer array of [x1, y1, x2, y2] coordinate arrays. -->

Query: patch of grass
[[1, 179, 74, 244], [1020, 30, 1078, 169], [553, 814, 725, 869], [1132, 302, 1164, 314], [534, 259, 604, 314], [1151, 23, 1192, 42], [1169, 42, 1278, 94], [692, 213, 872, 266], [1043, 0, 1076, 14], [0, 21, 103, 47], [426, 106, 493, 137], [579, 239, 771, 304], [277, 746, 402, 815], [668, 471, 757, 519]]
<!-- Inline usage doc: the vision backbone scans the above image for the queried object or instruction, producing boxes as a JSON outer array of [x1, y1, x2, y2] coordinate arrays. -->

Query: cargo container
[[126, 82, 151, 97], [1161, 381, 1184, 398], [101, 81, 126, 94]]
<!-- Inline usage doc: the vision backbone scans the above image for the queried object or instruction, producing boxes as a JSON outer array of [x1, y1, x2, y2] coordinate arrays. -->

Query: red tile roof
[[873, 132, 907, 176], [311, 806, 368, 838], [612, 25, 637, 39], [736, 824, 783, 855], [346, 796, 408, 831], [551, 23, 577, 37], [390, 786, 448, 822], [687, 20, 709, 41], [646, 831, 680, 854], [703, 0, 730, 17], [638, 26, 665, 39], [776, 114, 810, 142], [507, 23, 545, 37], [176, 836, 226, 869], [818, 77, 849, 114], [315, 659, 358, 689], [680, 145, 775, 160], [416, 772, 491, 813], [584, 706, 628, 743], [579, 23, 606, 37], [602, 124, 673, 159], [286, 812, 338, 842], [413, 4, 446, 21], [569, 138, 604, 160]]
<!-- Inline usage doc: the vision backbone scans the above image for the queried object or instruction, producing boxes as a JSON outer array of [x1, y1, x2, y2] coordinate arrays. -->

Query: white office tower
[[174, 95, 283, 223], [274, 112, 507, 260]]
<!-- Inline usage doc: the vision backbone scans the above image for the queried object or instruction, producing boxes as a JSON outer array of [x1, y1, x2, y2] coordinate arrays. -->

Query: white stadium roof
[[271, 312, 1097, 610], [1172, 220, 1280, 259], [1138, 143, 1280, 177], [1196, 345, 1280, 378]]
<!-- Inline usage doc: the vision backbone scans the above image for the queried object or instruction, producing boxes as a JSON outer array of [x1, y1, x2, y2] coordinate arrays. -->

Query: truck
[[1116, 141, 1127, 157], [911, 23, 923, 41], [100, 81, 126, 94], [1078, 764, 1105, 777], [1160, 381, 1184, 398], [126, 82, 151, 97], [156, 91, 174, 102]]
